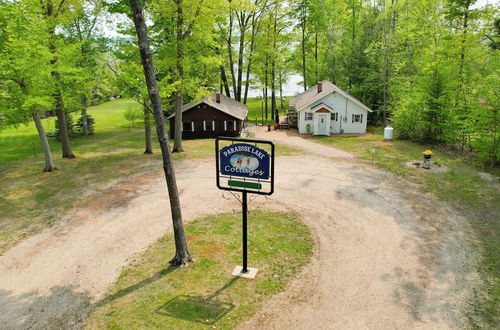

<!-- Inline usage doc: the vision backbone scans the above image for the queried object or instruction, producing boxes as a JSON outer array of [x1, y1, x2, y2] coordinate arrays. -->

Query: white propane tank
[[384, 126, 393, 141]]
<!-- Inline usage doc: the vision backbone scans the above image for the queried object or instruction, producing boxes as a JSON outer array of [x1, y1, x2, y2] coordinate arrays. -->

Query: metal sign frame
[[215, 137, 275, 196], [215, 136, 275, 276]]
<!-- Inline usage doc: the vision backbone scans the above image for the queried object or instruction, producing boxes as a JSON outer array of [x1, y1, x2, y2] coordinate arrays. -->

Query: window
[[331, 112, 338, 121], [224, 120, 236, 131], [305, 112, 313, 121], [352, 114, 362, 123], [182, 121, 194, 131], [203, 120, 215, 131]]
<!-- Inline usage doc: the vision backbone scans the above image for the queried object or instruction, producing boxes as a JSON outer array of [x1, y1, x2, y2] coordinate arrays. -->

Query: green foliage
[[76, 114, 95, 135], [124, 106, 142, 128], [54, 114, 75, 139]]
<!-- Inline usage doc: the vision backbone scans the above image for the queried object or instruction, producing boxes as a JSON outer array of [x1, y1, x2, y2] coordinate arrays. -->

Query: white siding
[[296, 91, 368, 134], [298, 110, 314, 134]]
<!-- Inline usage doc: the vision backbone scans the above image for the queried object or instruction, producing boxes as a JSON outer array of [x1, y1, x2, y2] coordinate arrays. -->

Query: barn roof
[[290, 80, 373, 112], [166, 93, 248, 120]]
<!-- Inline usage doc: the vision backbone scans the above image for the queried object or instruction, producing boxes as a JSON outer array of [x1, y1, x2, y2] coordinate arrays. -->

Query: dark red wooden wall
[[168, 102, 243, 139]]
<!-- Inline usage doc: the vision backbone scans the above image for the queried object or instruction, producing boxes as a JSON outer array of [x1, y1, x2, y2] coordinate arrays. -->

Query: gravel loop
[[0, 128, 479, 329]]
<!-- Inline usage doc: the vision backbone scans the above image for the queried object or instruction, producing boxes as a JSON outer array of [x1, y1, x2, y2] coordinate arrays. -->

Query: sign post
[[215, 137, 275, 278]]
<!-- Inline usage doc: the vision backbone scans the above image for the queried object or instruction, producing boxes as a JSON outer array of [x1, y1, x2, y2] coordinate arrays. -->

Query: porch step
[[279, 123, 290, 129]]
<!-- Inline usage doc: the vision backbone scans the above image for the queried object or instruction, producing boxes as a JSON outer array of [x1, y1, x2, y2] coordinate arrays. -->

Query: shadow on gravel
[[0, 267, 177, 329], [0, 286, 91, 330]]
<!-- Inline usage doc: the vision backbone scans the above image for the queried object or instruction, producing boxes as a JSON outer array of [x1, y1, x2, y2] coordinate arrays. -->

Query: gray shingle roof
[[166, 93, 248, 120], [290, 80, 372, 112]]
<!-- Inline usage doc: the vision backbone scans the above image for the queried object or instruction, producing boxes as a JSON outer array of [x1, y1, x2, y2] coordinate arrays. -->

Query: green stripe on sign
[[228, 180, 262, 190]]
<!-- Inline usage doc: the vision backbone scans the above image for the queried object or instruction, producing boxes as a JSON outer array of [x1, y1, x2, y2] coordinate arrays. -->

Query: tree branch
[[182, 0, 204, 39]]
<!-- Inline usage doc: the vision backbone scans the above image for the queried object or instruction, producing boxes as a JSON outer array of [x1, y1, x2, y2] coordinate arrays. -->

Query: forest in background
[[0, 0, 498, 165]]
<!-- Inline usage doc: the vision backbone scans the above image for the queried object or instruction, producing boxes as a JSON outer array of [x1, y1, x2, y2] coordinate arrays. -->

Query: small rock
[[366, 185, 379, 192]]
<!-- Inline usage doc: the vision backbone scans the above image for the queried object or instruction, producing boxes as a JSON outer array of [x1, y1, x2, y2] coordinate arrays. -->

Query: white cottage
[[290, 80, 372, 135]]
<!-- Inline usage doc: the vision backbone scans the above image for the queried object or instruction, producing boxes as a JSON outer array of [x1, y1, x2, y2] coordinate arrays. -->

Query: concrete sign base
[[232, 266, 258, 279]]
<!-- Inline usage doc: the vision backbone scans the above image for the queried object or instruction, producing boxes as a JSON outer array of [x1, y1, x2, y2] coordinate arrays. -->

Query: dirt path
[[0, 127, 479, 329]]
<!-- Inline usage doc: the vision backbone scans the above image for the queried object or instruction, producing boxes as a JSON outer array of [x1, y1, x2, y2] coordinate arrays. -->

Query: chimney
[[215, 92, 221, 103], [317, 82, 322, 94]]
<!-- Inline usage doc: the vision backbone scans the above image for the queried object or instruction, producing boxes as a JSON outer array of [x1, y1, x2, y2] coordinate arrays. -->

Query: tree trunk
[[220, 66, 231, 97], [301, 6, 307, 91], [279, 73, 284, 110], [271, 12, 278, 123], [227, 8, 237, 98], [173, 91, 183, 152], [129, 0, 193, 266], [264, 57, 269, 120], [314, 29, 318, 83], [81, 94, 88, 136], [55, 104, 75, 158], [144, 104, 153, 154], [243, 14, 257, 105], [33, 111, 56, 172], [236, 14, 246, 101], [49, 23, 75, 159], [173, 0, 185, 153]]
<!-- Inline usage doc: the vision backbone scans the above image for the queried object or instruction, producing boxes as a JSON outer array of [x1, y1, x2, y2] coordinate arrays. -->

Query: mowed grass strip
[[312, 129, 500, 327], [0, 99, 143, 165], [86, 211, 313, 329]]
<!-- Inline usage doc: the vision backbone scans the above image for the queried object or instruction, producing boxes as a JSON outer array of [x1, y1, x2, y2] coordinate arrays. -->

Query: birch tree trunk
[[33, 111, 56, 172], [129, 0, 193, 266], [173, 0, 185, 153], [143, 103, 153, 154]]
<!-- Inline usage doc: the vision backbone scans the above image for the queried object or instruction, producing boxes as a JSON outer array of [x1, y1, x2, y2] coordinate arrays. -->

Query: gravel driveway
[[0, 127, 479, 329]]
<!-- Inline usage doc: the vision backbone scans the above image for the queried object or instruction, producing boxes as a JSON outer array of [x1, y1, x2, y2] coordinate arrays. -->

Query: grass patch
[[245, 97, 290, 125], [86, 211, 313, 329], [0, 99, 142, 166], [313, 130, 499, 328], [0, 97, 300, 254]]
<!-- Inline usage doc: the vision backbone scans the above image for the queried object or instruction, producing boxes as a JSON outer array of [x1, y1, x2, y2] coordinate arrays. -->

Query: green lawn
[[0, 99, 143, 166], [0, 98, 299, 254], [313, 129, 500, 328], [86, 211, 313, 329], [245, 97, 290, 124]]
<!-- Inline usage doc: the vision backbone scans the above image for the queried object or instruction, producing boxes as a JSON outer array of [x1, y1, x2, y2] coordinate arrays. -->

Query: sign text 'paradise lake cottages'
[[219, 143, 270, 179]]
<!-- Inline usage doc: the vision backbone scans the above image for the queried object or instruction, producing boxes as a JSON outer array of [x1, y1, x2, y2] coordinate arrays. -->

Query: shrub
[[76, 114, 95, 135], [124, 106, 142, 128], [54, 114, 75, 140]]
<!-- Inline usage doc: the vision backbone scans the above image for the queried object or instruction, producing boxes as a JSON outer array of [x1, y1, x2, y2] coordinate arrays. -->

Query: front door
[[317, 114, 329, 135]]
